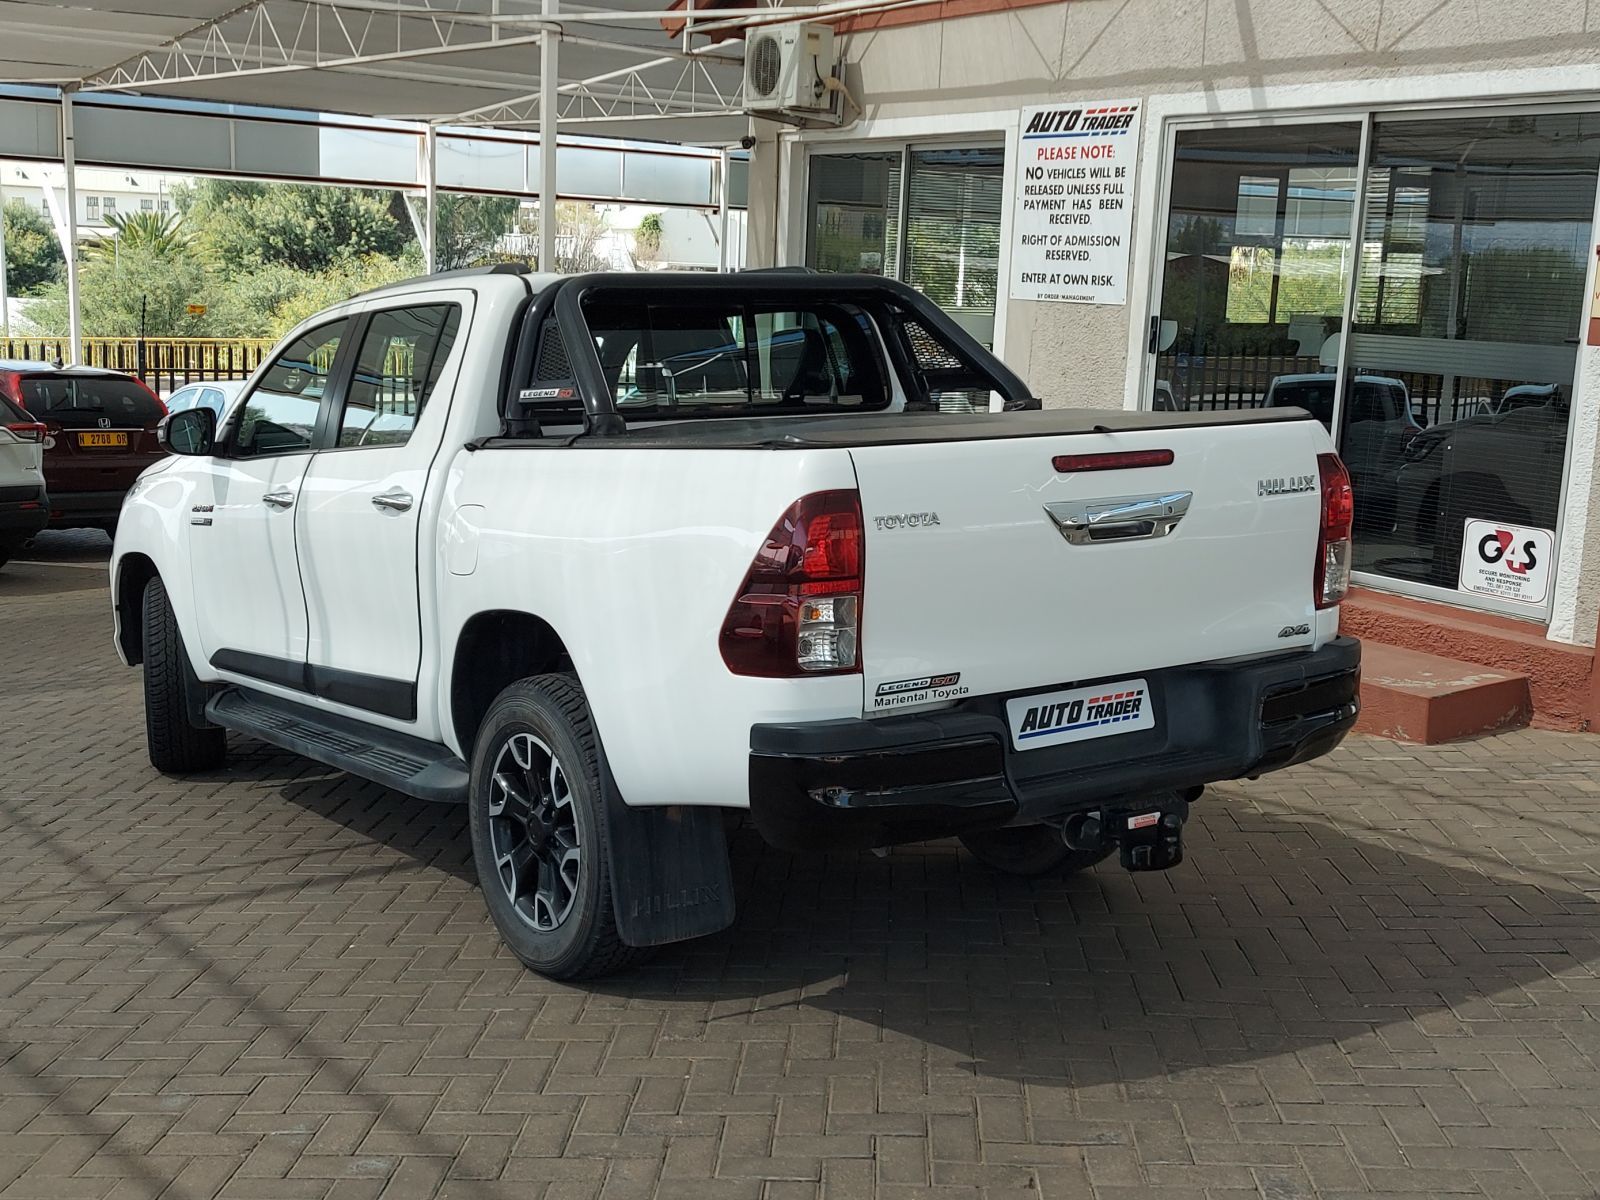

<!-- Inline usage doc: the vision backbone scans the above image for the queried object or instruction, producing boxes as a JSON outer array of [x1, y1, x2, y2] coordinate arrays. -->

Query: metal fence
[[0, 337, 275, 395], [1156, 351, 1463, 428]]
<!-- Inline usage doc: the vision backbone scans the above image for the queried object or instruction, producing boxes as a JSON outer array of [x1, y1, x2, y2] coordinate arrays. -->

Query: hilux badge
[[1258, 474, 1315, 497]]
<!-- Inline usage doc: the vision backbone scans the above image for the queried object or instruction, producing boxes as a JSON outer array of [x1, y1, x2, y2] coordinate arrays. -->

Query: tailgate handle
[[1045, 491, 1192, 545]]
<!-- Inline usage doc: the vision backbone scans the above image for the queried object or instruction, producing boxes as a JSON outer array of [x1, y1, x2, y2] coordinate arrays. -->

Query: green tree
[[434, 194, 519, 271], [176, 179, 408, 273], [634, 211, 664, 265], [84, 210, 192, 264], [2, 200, 64, 295], [263, 251, 424, 337], [30, 244, 229, 337]]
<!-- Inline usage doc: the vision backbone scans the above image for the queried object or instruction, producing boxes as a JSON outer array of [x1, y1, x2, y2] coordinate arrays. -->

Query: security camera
[[739, 135, 757, 150]]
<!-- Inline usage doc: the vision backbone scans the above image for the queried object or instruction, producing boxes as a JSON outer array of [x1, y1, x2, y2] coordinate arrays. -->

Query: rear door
[[851, 416, 1327, 713], [294, 296, 468, 724], [188, 318, 353, 683]]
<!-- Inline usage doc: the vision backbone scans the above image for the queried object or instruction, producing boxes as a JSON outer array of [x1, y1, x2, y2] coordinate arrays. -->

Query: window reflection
[[1344, 112, 1600, 596]]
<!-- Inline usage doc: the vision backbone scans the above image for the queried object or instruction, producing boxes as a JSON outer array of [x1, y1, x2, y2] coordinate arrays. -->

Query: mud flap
[[598, 749, 736, 948]]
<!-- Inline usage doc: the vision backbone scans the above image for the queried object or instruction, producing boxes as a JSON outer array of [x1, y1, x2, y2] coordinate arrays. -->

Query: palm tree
[[84, 210, 192, 263]]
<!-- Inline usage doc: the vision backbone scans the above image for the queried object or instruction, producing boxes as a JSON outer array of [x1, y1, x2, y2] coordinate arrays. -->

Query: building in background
[[735, 0, 1600, 726], [1, 163, 176, 241]]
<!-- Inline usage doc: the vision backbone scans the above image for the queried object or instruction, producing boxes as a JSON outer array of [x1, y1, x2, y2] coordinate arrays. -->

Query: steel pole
[[539, 0, 558, 273], [62, 92, 82, 365]]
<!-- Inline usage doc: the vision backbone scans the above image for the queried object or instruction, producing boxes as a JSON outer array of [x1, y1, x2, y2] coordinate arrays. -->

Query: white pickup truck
[[112, 268, 1360, 978]]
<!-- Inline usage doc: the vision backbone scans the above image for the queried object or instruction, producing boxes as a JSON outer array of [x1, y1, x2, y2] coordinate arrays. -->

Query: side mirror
[[158, 406, 216, 456]]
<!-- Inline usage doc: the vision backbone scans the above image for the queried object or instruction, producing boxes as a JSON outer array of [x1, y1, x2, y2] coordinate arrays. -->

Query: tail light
[[1315, 452, 1354, 609], [720, 490, 863, 677], [5, 422, 47, 443]]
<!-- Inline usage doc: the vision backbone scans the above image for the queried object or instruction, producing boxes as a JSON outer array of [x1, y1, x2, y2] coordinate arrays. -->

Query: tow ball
[[1059, 789, 1198, 872]]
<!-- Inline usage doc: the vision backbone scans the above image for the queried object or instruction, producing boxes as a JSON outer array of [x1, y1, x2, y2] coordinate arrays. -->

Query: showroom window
[[1149, 108, 1600, 617], [806, 145, 1004, 348], [1342, 112, 1600, 599]]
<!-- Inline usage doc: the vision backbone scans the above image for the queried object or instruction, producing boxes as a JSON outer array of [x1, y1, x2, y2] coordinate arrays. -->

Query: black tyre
[[468, 674, 647, 980], [959, 824, 1114, 877], [142, 576, 227, 774]]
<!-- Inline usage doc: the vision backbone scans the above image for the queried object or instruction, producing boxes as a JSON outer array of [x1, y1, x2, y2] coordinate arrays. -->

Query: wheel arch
[[449, 609, 576, 760], [114, 552, 160, 665]]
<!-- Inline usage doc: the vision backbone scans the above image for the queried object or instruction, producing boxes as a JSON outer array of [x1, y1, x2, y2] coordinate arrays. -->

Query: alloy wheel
[[487, 731, 582, 931]]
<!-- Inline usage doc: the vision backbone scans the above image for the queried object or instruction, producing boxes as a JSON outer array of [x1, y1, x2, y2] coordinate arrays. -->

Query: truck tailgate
[[851, 417, 1326, 715]]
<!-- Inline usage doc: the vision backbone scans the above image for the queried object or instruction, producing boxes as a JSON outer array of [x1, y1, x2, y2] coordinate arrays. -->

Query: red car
[[0, 362, 167, 535]]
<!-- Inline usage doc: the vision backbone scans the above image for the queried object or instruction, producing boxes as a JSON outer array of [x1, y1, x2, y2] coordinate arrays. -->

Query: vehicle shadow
[[618, 802, 1600, 1086], [220, 744, 1600, 1087]]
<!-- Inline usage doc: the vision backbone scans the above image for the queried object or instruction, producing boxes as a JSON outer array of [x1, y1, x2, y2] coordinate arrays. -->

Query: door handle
[[370, 489, 414, 512], [262, 489, 295, 509], [1045, 491, 1193, 545]]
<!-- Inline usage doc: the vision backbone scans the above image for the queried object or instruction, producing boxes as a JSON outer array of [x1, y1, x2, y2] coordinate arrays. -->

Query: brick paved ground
[[3, 531, 1600, 1200]]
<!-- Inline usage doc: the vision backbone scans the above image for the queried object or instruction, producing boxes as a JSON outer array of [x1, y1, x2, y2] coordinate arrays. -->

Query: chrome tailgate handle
[[1045, 491, 1193, 544]]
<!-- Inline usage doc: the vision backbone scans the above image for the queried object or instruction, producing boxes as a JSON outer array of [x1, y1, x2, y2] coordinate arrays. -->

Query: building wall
[[758, 0, 1600, 645]]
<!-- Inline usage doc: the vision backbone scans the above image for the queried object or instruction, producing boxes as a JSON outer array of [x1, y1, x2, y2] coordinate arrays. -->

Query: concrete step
[[1357, 642, 1531, 744]]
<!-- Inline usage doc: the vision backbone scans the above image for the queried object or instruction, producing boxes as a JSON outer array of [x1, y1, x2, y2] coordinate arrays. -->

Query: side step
[[207, 686, 469, 802], [1355, 644, 1531, 745]]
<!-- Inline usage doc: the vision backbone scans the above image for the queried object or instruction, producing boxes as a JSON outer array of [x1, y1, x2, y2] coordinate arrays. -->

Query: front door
[[295, 299, 467, 725], [188, 318, 352, 686]]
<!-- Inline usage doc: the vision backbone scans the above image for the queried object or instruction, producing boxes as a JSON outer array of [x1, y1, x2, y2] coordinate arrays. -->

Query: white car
[[165, 379, 249, 420], [0, 393, 48, 569], [110, 269, 1361, 978]]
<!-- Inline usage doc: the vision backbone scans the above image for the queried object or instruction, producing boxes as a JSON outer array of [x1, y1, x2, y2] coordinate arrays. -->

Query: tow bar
[[1059, 789, 1197, 872]]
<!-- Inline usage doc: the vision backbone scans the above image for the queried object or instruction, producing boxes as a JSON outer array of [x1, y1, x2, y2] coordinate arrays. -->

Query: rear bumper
[[47, 489, 128, 525], [749, 637, 1360, 852], [0, 487, 49, 540]]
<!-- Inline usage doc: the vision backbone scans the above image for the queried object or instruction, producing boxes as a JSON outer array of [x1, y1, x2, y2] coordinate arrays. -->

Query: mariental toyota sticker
[[1458, 518, 1554, 606]]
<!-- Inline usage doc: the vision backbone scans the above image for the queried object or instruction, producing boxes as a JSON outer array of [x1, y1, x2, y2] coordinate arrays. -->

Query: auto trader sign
[[1010, 101, 1141, 305]]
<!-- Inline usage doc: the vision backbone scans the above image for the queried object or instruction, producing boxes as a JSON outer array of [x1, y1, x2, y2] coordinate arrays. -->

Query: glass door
[[1148, 122, 1363, 414], [1341, 111, 1600, 614]]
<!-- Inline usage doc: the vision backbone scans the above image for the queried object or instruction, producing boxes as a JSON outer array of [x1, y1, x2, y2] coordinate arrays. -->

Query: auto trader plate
[[1006, 677, 1154, 751]]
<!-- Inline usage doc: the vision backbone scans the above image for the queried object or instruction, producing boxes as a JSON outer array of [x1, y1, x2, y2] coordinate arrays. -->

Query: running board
[[206, 687, 469, 803]]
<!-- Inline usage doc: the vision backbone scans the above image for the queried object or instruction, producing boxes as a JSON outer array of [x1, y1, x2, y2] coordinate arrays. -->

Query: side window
[[336, 305, 461, 449], [234, 319, 349, 458], [199, 388, 226, 413]]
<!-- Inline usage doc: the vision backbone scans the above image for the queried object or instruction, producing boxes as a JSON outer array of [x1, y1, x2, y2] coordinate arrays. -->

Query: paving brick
[[6, 538, 1600, 1198]]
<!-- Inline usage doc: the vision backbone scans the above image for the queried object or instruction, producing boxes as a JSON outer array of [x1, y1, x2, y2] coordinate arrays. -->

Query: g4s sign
[[1477, 528, 1538, 575], [1459, 518, 1554, 606]]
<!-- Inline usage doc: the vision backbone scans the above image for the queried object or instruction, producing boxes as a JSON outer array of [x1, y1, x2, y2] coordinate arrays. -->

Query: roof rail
[[351, 262, 528, 301]]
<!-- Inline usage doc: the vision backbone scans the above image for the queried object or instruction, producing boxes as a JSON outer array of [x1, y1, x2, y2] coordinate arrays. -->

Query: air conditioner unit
[[744, 22, 835, 115]]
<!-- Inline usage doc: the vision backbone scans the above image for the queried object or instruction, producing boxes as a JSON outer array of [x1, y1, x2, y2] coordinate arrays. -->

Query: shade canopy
[[0, 0, 773, 145]]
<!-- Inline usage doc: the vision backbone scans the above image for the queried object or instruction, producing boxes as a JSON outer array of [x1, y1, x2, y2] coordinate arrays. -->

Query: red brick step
[[1356, 642, 1531, 744]]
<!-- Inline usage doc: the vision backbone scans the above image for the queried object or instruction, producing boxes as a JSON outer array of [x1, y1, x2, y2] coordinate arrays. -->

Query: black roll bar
[[547, 272, 1037, 435]]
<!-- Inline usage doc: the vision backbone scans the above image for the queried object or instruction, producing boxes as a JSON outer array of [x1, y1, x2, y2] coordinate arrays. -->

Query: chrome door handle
[[262, 489, 295, 509], [1045, 491, 1192, 544], [370, 489, 414, 512]]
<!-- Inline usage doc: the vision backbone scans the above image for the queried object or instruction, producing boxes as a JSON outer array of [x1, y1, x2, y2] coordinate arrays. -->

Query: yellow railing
[[0, 336, 276, 389]]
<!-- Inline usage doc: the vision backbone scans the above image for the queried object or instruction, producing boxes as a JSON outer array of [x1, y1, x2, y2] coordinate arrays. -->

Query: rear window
[[1267, 381, 1334, 428], [582, 297, 888, 418], [18, 375, 162, 427]]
